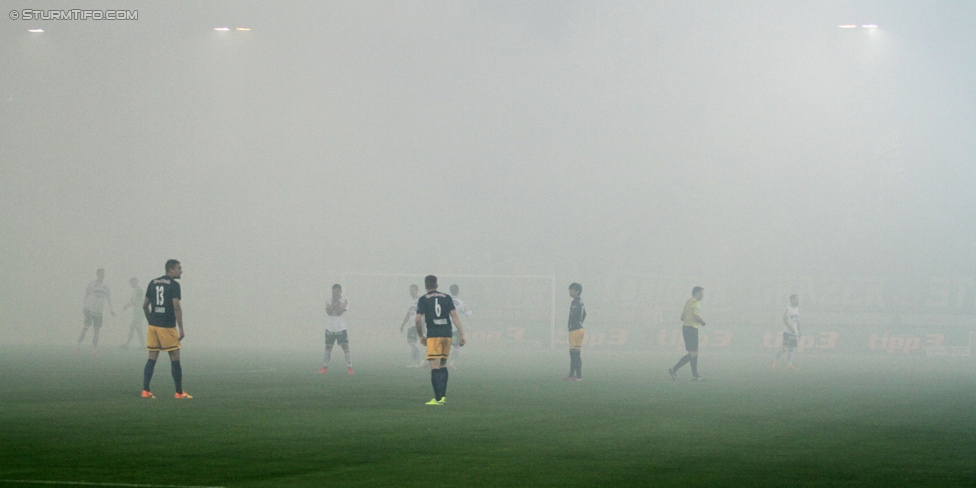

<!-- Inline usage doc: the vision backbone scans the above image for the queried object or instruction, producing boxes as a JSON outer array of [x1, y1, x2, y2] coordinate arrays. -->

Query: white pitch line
[[188, 368, 277, 376], [0, 480, 224, 488]]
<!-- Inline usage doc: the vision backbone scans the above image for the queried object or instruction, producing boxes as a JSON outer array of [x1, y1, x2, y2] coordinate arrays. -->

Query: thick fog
[[2, 1, 974, 349]]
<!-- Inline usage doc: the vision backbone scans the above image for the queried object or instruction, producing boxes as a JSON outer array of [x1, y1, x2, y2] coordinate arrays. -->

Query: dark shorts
[[406, 327, 418, 342], [682, 326, 699, 352], [782, 332, 798, 350], [84, 310, 103, 328], [326, 330, 349, 346]]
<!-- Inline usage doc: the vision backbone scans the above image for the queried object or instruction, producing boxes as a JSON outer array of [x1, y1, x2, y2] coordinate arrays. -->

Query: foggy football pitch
[[1, 345, 974, 487]]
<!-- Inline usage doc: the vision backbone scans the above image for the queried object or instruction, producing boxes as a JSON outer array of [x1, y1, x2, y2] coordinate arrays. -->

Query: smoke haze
[[2, 1, 974, 348]]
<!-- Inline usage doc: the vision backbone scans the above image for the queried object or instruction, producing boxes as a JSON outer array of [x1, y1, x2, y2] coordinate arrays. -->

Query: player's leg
[[157, 327, 190, 398], [407, 328, 422, 366], [320, 331, 335, 373], [426, 338, 450, 404], [567, 329, 583, 380], [77, 311, 93, 349], [135, 322, 145, 348], [123, 319, 137, 348], [340, 332, 353, 374], [168, 348, 188, 397], [784, 333, 797, 369], [91, 323, 101, 352], [773, 346, 785, 368], [670, 326, 695, 378], [143, 327, 161, 396]]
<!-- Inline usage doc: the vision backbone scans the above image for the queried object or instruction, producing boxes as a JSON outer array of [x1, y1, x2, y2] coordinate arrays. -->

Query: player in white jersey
[[399, 284, 424, 367], [772, 294, 800, 370], [319, 284, 353, 374], [447, 284, 473, 370], [77, 268, 115, 356]]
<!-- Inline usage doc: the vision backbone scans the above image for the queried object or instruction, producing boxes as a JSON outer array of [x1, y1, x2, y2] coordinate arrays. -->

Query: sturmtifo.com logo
[[10, 9, 138, 21]]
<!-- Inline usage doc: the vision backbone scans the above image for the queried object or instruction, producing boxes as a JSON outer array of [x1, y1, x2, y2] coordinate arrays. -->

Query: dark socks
[[673, 354, 691, 372], [171, 361, 183, 394], [143, 359, 157, 391], [569, 350, 582, 378], [441, 368, 448, 399], [430, 367, 449, 400]]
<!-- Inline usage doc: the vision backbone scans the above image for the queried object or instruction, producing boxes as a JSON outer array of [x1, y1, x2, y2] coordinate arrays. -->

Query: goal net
[[338, 273, 557, 348]]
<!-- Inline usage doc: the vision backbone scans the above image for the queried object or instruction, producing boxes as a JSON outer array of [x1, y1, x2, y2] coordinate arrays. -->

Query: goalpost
[[338, 273, 558, 349]]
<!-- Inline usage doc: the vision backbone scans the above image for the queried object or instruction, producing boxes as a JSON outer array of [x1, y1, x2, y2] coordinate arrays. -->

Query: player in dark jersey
[[140, 259, 191, 399], [415, 275, 467, 405], [566, 282, 587, 381]]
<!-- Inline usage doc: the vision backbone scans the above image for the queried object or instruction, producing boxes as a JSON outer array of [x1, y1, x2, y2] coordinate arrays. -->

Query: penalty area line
[[188, 368, 277, 376], [0, 480, 224, 488]]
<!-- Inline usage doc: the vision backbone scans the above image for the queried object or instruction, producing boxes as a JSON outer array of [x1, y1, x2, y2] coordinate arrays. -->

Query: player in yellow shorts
[[140, 259, 191, 399], [565, 283, 587, 381], [415, 275, 466, 405]]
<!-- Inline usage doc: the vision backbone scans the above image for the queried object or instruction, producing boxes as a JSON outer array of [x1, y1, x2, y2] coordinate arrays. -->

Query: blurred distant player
[[120, 277, 145, 350], [141, 259, 190, 399], [669, 286, 706, 381], [447, 284, 473, 370], [416, 275, 466, 405], [319, 284, 353, 374], [772, 294, 801, 370], [77, 268, 115, 356], [399, 284, 424, 367], [565, 282, 587, 381]]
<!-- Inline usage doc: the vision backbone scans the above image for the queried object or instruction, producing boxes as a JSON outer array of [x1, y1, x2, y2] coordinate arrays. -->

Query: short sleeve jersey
[[145, 275, 181, 328], [783, 306, 799, 335], [84, 280, 111, 314], [451, 296, 473, 317], [416, 291, 456, 338], [681, 298, 701, 329], [568, 297, 586, 331], [326, 297, 349, 332]]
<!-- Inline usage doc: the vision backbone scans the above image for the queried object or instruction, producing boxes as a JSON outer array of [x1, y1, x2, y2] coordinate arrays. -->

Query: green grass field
[[1, 345, 974, 487]]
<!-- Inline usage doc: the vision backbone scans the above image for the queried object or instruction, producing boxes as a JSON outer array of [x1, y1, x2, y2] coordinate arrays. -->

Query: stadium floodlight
[[235, 27, 251, 31], [28, 29, 44, 33], [862, 24, 879, 29], [838, 24, 857, 28], [214, 27, 231, 31]]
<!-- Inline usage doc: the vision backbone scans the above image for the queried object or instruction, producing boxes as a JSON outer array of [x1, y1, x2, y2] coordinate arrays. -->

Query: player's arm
[[107, 292, 115, 316], [399, 310, 411, 332], [173, 298, 184, 339], [142, 297, 151, 321], [450, 310, 466, 347], [336, 299, 347, 315], [694, 311, 705, 326], [782, 308, 790, 326], [415, 313, 426, 345]]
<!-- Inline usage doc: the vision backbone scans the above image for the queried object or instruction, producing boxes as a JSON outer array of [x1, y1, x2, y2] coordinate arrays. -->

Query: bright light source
[[214, 27, 230, 31], [235, 27, 251, 31], [838, 24, 857, 28], [862, 24, 878, 29], [28, 28, 44, 33]]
